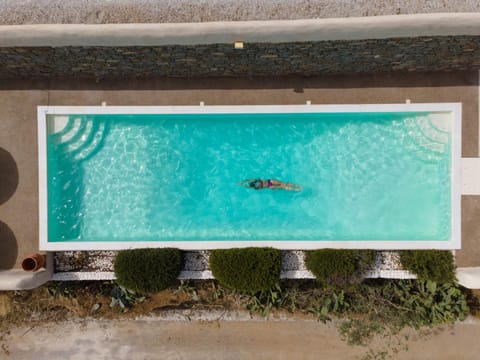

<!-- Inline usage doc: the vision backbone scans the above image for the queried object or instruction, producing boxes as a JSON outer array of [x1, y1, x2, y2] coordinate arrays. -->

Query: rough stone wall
[[1, 36, 479, 79]]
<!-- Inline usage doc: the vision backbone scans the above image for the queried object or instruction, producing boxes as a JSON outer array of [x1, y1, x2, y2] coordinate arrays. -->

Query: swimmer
[[238, 178, 302, 191]]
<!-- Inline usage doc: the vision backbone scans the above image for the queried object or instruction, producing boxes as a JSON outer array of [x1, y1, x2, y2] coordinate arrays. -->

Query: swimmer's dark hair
[[249, 179, 261, 190]]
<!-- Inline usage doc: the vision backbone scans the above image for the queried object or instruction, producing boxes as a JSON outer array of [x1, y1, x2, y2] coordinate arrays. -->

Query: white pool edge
[[38, 106, 49, 252], [38, 103, 462, 251]]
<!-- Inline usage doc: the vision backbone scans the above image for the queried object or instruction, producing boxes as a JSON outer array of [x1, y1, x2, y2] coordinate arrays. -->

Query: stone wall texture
[[1, 36, 479, 79]]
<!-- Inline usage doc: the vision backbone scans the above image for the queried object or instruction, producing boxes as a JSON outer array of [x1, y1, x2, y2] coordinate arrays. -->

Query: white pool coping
[[37, 103, 462, 251]]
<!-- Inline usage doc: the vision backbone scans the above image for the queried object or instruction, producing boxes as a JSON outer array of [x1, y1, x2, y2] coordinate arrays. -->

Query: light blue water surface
[[47, 112, 451, 242]]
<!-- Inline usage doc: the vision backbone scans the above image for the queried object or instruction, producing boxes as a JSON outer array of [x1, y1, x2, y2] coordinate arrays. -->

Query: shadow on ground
[[0, 220, 18, 269], [0, 71, 476, 91], [0, 147, 19, 205]]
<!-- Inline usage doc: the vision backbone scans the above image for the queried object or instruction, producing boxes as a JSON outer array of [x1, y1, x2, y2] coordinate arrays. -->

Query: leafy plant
[[246, 284, 286, 317], [209, 247, 282, 293], [110, 285, 145, 312], [174, 280, 200, 302], [305, 249, 375, 285], [209, 282, 227, 303], [399, 250, 456, 283], [114, 248, 184, 294], [338, 279, 468, 350], [47, 282, 75, 299], [386, 280, 467, 326], [308, 289, 348, 323]]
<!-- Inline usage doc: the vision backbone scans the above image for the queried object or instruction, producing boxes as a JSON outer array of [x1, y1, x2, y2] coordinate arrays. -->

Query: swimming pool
[[38, 104, 461, 250]]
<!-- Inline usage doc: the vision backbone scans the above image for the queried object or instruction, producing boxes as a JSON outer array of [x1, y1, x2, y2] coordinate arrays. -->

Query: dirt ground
[[0, 284, 479, 359], [1, 317, 479, 360]]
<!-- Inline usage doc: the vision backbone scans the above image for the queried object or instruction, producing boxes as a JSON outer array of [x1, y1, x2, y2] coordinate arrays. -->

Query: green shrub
[[209, 247, 282, 293], [400, 250, 456, 283], [114, 248, 184, 294], [305, 249, 375, 285]]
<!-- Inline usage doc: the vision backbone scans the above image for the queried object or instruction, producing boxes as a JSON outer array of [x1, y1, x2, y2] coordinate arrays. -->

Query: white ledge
[[47, 268, 480, 289], [51, 269, 417, 281], [457, 267, 480, 289], [1, 13, 480, 47], [0, 253, 54, 290], [462, 158, 480, 195]]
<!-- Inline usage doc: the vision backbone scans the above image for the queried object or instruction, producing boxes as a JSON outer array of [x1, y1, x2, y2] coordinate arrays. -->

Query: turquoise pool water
[[47, 112, 451, 242]]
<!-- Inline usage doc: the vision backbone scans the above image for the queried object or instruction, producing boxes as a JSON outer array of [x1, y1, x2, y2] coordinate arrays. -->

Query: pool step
[[50, 117, 108, 163], [50, 117, 85, 145], [416, 115, 450, 144], [404, 116, 449, 152], [59, 120, 96, 153], [47, 115, 71, 136], [403, 114, 450, 162], [72, 122, 107, 162]]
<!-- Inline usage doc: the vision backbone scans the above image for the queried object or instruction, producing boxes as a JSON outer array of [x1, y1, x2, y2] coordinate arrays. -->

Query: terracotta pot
[[21, 253, 46, 272]]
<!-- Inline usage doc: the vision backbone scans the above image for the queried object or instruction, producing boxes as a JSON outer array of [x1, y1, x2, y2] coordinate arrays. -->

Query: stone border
[[1, 13, 480, 47], [52, 250, 418, 281], [51, 269, 417, 281]]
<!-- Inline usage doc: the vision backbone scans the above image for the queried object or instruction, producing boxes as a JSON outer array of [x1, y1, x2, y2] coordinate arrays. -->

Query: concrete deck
[[0, 71, 478, 269]]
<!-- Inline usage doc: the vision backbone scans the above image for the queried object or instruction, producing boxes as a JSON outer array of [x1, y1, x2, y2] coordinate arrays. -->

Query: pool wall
[[38, 103, 462, 251]]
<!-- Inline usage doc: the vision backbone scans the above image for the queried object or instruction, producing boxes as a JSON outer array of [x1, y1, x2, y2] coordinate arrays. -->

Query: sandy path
[[3, 317, 480, 359]]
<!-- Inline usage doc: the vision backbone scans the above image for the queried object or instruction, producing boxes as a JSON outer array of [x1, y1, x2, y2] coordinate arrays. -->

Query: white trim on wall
[[3, 13, 480, 47]]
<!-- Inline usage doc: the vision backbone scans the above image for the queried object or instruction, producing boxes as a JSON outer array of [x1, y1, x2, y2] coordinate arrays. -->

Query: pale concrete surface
[[0, 253, 52, 290], [462, 158, 480, 195], [2, 13, 480, 47], [457, 267, 480, 288], [3, 318, 480, 360], [0, 72, 478, 269], [0, 268, 50, 290], [0, 0, 480, 24]]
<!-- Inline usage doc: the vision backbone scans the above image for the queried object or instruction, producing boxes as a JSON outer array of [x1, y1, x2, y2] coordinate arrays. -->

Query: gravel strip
[[0, 0, 479, 25], [54, 250, 117, 272], [54, 250, 404, 273]]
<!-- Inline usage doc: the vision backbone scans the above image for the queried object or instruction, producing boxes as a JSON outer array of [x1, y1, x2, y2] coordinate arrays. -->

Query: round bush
[[305, 249, 375, 285], [400, 250, 456, 283], [114, 248, 184, 294], [209, 247, 282, 293]]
